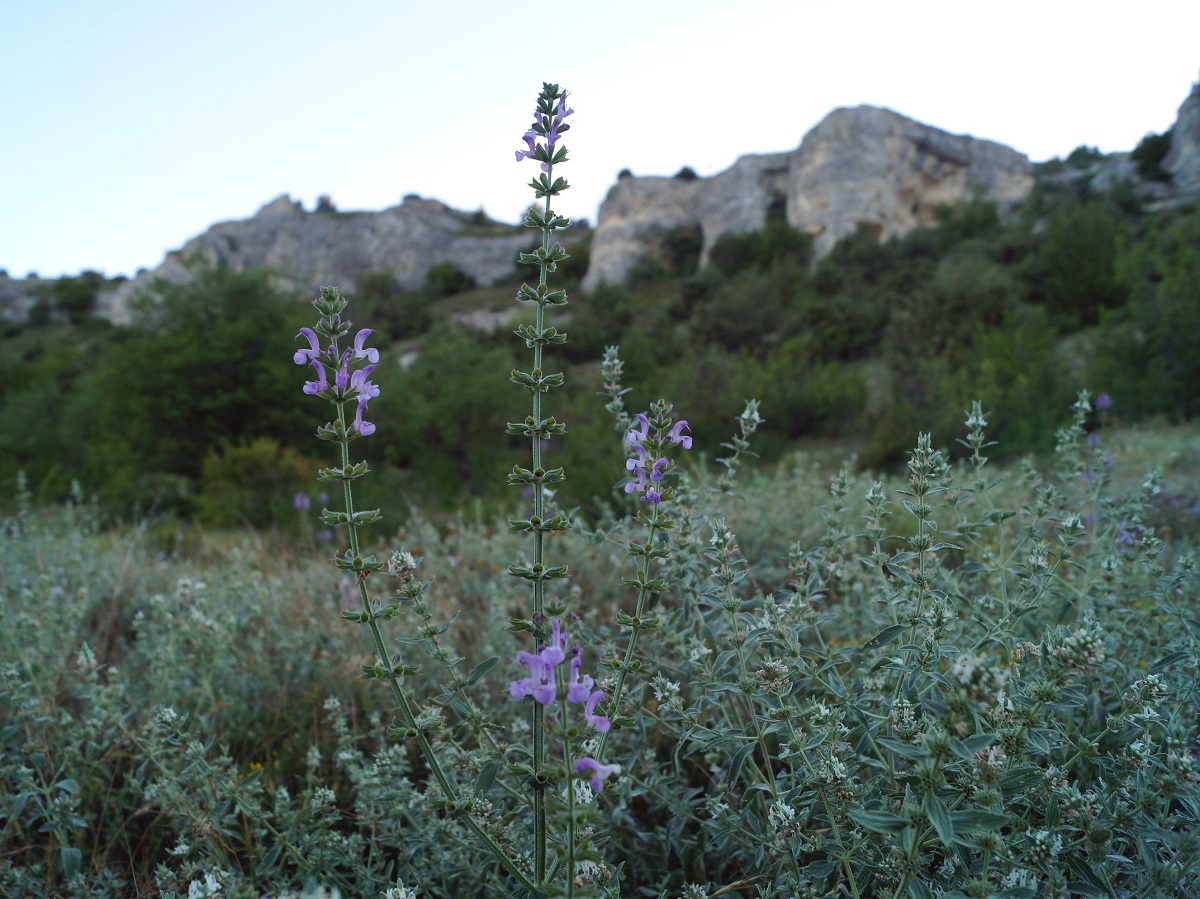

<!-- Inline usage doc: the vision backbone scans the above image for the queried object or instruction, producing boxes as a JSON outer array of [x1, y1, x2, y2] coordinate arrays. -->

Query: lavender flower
[[514, 85, 573, 172], [574, 757, 621, 793], [624, 410, 692, 504], [295, 318, 380, 438], [1095, 392, 1113, 411], [352, 328, 379, 364], [509, 619, 611, 733], [294, 492, 311, 511]]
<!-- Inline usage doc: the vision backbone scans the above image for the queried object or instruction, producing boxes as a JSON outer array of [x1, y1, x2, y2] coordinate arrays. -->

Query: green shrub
[[423, 261, 477, 298], [195, 437, 316, 529], [1131, 129, 1174, 182]]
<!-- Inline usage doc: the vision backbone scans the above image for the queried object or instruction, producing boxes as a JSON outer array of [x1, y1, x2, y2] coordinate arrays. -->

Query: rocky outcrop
[[583, 105, 1033, 290], [0, 273, 41, 323], [788, 106, 1034, 256], [582, 155, 790, 290], [1164, 75, 1200, 196], [98, 195, 536, 324]]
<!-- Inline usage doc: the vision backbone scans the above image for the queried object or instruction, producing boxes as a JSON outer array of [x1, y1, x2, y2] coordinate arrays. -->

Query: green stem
[[528, 158, 555, 891], [334, 400, 535, 894], [595, 505, 662, 762]]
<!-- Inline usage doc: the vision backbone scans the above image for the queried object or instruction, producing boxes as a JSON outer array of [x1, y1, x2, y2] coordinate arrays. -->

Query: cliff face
[[1164, 76, 1200, 197], [788, 106, 1034, 256], [98, 195, 535, 324], [582, 154, 791, 290], [583, 105, 1034, 290]]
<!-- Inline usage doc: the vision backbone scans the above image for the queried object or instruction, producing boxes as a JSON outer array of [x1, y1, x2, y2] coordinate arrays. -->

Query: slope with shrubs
[[0, 154, 1198, 528]]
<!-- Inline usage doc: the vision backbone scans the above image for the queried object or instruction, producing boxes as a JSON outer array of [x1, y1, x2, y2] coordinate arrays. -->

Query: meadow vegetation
[[1, 86, 1198, 897]]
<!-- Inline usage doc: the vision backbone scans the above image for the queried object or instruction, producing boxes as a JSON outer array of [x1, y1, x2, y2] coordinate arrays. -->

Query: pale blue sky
[[4, 0, 1198, 280]]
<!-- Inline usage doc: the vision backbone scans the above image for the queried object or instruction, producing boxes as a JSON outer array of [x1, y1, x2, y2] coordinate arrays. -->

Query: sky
[[4, 0, 1199, 281]]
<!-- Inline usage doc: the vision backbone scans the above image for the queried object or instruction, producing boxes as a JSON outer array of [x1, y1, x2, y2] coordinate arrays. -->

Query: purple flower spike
[[352, 329, 379, 364], [294, 492, 311, 511], [668, 420, 693, 449], [575, 756, 620, 793], [1095, 393, 1113, 411], [641, 489, 662, 505]]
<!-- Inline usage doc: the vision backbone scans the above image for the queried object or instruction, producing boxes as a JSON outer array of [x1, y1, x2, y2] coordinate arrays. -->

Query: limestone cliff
[[98, 195, 536, 324], [583, 105, 1033, 290], [1164, 74, 1200, 197]]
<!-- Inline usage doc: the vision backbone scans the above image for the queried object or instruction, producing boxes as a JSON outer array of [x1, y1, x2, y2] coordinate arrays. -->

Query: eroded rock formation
[[98, 195, 535, 324], [582, 105, 1034, 290], [1164, 75, 1200, 196]]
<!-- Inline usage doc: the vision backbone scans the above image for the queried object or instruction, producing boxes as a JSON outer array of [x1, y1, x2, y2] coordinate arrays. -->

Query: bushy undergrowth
[[4, 83, 1200, 899], [2, 401, 1198, 897]]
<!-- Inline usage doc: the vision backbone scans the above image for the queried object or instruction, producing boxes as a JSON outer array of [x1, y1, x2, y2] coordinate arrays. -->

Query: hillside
[[0, 78, 1198, 526]]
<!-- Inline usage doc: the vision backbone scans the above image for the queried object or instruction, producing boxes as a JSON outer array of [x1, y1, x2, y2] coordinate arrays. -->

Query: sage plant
[[508, 81, 617, 895], [295, 288, 537, 894]]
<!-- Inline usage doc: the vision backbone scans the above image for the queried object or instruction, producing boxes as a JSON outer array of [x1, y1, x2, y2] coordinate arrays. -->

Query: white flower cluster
[[311, 786, 337, 813], [186, 873, 222, 899]]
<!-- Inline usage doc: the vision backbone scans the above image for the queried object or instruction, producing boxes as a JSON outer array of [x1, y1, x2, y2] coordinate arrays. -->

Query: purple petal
[[542, 619, 566, 666], [352, 329, 379, 364], [575, 756, 620, 792], [354, 398, 376, 437], [567, 656, 594, 704], [302, 360, 328, 395], [627, 414, 650, 445], [584, 690, 610, 733], [668, 420, 692, 449], [294, 327, 323, 364]]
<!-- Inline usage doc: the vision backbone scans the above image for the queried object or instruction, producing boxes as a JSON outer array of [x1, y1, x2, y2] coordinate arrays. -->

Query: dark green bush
[[423, 261, 477, 298], [1131, 129, 1174, 182]]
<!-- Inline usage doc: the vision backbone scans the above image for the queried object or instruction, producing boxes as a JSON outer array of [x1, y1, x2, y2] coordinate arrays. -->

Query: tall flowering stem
[[596, 401, 691, 762], [296, 288, 534, 893], [508, 82, 573, 889]]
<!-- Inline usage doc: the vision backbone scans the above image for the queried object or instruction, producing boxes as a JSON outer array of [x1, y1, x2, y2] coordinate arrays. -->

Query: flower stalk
[[509, 81, 574, 890]]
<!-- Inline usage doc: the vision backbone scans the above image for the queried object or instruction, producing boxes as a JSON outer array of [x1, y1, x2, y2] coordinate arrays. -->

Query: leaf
[[949, 808, 1009, 832], [474, 760, 499, 796], [925, 794, 955, 847], [260, 843, 283, 871], [60, 846, 82, 880], [728, 742, 755, 785], [1026, 729, 1053, 755], [849, 807, 909, 834], [908, 879, 934, 899], [11, 792, 33, 817], [998, 766, 1045, 796], [878, 737, 930, 760], [1153, 650, 1192, 670], [467, 656, 500, 685], [949, 734, 996, 761], [864, 624, 909, 648], [713, 650, 738, 673]]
